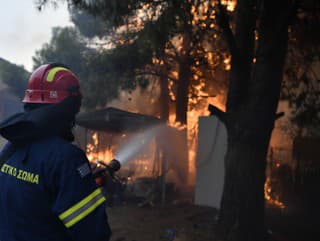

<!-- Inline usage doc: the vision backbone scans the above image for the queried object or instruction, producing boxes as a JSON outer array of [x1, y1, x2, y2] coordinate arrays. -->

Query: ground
[[107, 203, 218, 241], [106, 202, 320, 241]]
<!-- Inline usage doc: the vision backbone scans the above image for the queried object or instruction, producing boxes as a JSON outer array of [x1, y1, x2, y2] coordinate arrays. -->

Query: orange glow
[[168, 71, 226, 185], [86, 131, 158, 178], [221, 0, 236, 12], [224, 56, 231, 71], [264, 177, 285, 209], [191, 0, 235, 26], [86, 132, 115, 163], [186, 95, 225, 184]]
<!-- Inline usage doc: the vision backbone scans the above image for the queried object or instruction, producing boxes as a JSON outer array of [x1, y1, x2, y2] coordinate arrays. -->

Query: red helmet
[[23, 63, 82, 104]]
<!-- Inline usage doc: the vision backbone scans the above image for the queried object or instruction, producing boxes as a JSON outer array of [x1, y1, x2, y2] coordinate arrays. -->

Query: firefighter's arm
[[51, 145, 111, 241]]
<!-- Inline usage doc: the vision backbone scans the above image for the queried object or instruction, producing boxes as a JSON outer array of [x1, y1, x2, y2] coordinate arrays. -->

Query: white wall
[[195, 116, 227, 209]]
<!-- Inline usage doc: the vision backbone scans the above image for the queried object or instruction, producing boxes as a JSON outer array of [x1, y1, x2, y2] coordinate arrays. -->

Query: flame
[[221, 0, 236, 12], [168, 70, 226, 185], [224, 56, 231, 71], [82, 1, 289, 204], [86, 131, 158, 178], [264, 177, 285, 209], [86, 132, 115, 163], [191, 0, 236, 26]]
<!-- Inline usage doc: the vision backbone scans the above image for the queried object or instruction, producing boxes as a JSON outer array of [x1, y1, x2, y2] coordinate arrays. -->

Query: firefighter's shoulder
[[36, 136, 86, 161], [32, 136, 88, 174]]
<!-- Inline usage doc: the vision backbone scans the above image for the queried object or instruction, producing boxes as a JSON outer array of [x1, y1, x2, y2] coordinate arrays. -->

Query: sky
[[0, 0, 72, 72]]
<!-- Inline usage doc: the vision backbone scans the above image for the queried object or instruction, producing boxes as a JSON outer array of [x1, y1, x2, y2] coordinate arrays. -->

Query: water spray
[[114, 125, 163, 165], [91, 125, 166, 186]]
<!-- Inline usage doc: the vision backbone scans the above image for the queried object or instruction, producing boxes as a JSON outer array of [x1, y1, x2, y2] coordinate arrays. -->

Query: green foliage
[[33, 27, 87, 74], [69, 7, 110, 38], [32, 27, 95, 108], [0, 58, 29, 98], [32, 25, 154, 109], [36, 0, 229, 116]]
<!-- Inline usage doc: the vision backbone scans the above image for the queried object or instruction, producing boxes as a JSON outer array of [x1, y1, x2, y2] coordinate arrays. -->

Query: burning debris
[[264, 177, 286, 209], [76, 117, 208, 207]]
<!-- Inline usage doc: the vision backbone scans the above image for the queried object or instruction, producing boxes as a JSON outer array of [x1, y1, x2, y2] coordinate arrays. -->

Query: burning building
[[74, 106, 195, 204], [73, 82, 288, 209]]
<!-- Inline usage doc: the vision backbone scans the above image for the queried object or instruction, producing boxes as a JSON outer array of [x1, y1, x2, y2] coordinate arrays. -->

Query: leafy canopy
[[0, 58, 29, 98]]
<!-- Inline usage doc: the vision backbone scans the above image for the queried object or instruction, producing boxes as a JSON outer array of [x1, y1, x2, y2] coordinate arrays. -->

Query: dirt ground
[[107, 203, 218, 241], [106, 202, 320, 241]]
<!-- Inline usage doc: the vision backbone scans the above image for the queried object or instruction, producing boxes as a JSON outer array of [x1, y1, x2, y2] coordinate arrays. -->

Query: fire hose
[[91, 159, 122, 184]]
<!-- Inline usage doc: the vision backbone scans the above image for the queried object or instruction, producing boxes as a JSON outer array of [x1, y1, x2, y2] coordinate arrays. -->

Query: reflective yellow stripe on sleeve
[[58, 188, 106, 228]]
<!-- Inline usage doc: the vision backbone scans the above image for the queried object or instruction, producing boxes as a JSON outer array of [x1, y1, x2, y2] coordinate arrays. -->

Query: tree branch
[[135, 70, 177, 82], [274, 112, 285, 120], [208, 104, 227, 124], [167, 39, 180, 61]]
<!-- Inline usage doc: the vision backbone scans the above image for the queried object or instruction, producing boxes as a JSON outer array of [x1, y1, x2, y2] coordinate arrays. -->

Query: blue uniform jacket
[[0, 136, 111, 241]]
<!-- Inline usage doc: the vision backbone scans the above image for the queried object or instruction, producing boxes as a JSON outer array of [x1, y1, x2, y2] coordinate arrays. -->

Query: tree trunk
[[159, 66, 169, 121], [175, 59, 191, 124], [172, 30, 192, 184], [219, 129, 271, 241], [226, 0, 255, 112], [218, 1, 291, 240], [176, 32, 192, 125]]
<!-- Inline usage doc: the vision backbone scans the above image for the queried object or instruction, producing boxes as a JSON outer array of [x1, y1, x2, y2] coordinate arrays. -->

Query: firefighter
[[0, 63, 111, 241]]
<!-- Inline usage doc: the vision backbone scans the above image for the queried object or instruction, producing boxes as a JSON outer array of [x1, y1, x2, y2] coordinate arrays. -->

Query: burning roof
[[76, 107, 162, 133]]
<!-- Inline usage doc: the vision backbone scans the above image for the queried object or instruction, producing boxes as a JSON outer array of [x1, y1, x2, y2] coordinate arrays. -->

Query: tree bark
[[159, 66, 170, 121], [225, 0, 256, 112], [218, 1, 291, 241], [219, 129, 271, 241], [175, 32, 192, 125], [174, 30, 192, 183]]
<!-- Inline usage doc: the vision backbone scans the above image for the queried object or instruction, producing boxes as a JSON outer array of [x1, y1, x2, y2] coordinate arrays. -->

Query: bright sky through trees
[[0, 0, 72, 71]]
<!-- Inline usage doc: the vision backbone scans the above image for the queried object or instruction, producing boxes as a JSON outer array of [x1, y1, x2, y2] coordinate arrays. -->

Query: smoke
[[94, 82, 200, 186], [107, 83, 160, 116], [115, 125, 163, 165], [112, 123, 190, 187]]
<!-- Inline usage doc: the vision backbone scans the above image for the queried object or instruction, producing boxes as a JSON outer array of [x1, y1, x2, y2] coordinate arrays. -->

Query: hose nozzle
[[108, 159, 121, 172]]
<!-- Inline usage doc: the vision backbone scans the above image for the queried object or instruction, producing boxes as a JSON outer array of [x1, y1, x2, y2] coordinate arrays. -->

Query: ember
[[264, 177, 286, 209]]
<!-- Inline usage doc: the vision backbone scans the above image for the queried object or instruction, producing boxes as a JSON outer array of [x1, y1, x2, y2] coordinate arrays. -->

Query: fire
[[86, 132, 115, 163], [168, 68, 226, 185], [86, 131, 158, 178], [224, 56, 231, 71], [264, 177, 285, 209], [221, 0, 236, 12], [81, 1, 288, 209]]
